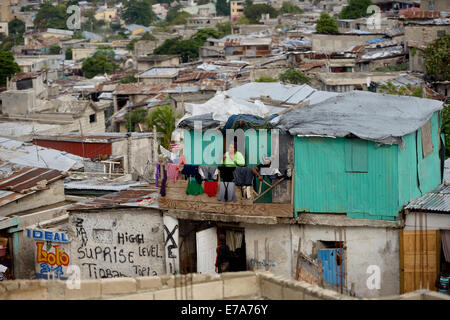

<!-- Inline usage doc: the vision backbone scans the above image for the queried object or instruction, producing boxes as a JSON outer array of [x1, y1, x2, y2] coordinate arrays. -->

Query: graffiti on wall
[[249, 258, 276, 268], [36, 242, 70, 279], [28, 228, 71, 280], [72, 216, 165, 279], [163, 215, 179, 275]]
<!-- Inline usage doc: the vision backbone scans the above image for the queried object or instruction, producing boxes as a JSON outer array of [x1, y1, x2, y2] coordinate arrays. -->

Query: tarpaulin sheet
[[271, 91, 443, 146], [177, 113, 221, 130], [223, 114, 278, 131]]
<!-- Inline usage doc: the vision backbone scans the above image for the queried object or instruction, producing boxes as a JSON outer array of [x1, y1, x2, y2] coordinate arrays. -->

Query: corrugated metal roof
[[225, 82, 338, 105], [0, 161, 65, 208], [405, 184, 450, 213], [0, 137, 84, 171], [67, 189, 158, 210], [64, 178, 149, 191]]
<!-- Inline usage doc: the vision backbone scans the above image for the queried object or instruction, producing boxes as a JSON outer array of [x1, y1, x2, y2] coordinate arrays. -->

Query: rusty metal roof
[[0, 162, 65, 194], [405, 184, 450, 213], [400, 10, 441, 19], [114, 83, 169, 95], [11, 71, 44, 82], [0, 161, 65, 208], [67, 188, 158, 211]]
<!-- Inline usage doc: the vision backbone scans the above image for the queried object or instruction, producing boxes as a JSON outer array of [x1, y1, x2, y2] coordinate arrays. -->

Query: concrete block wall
[[1, 271, 448, 300]]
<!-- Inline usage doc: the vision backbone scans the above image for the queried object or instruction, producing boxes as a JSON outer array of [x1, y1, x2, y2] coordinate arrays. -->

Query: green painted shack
[[274, 91, 445, 220]]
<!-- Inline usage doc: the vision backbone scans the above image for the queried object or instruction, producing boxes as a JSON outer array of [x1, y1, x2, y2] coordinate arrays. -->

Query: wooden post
[[295, 237, 301, 280], [254, 240, 258, 271], [265, 238, 270, 271]]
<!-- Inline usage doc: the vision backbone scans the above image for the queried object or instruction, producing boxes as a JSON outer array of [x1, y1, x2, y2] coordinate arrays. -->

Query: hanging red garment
[[204, 181, 218, 197]]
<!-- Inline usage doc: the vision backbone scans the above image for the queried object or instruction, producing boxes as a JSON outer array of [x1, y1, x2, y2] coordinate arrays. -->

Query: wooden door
[[400, 230, 441, 293]]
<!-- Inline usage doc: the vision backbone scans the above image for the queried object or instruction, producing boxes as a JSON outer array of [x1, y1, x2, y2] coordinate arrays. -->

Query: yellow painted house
[[94, 7, 117, 22]]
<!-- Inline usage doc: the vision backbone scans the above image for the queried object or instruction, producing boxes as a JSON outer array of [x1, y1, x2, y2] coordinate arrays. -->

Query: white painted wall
[[163, 215, 179, 274], [404, 212, 450, 231], [65, 209, 166, 279], [244, 223, 400, 298]]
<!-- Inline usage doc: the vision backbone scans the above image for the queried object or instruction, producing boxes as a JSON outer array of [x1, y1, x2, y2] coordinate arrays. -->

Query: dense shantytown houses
[[0, 0, 448, 303]]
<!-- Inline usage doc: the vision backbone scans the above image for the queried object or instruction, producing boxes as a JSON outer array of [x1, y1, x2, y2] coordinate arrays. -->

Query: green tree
[[255, 76, 278, 82], [279, 68, 310, 85], [0, 50, 20, 87], [82, 9, 106, 32], [216, 0, 230, 16], [339, 0, 372, 19], [236, 16, 251, 24], [125, 108, 148, 131], [65, 47, 73, 60], [81, 51, 118, 78], [316, 12, 339, 34], [72, 30, 85, 39], [120, 74, 138, 84], [123, 0, 156, 26], [146, 104, 178, 149], [153, 28, 222, 62], [373, 63, 408, 72], [216, 21, 232, 36], [110, 22, 123, 32], [49, 44, 61, 54], [1, 19, 25, 51], [442, 105, 450, 158], [244, 4, 278, 24], [8, 18, 25, 36], [34, 2, 68, 29], [20, 5, 34, 12], [279, 1, 304, 14], [190, 28, 221, 44], [166, 5, 192, 25], [423, 34, 450, 81]]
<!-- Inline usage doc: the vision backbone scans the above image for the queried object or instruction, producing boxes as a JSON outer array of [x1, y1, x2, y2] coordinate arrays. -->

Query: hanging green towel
[[186, 177, 204, 195]]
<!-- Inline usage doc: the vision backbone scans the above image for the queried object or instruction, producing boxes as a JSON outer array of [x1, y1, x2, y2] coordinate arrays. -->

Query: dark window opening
[[16, 78, 33, 90], [89, 113, 97, 123]]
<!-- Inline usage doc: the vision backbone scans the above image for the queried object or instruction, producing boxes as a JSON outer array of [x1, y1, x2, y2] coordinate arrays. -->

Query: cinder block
[[1, 280, 19, 291], [136, 277, 163, 291], [320, 288, 341, 300], [223, 276, 258, 298], [283, 286, 304, 300], [65, 280, 102, 300], [167, 274, 193, 288], [192, 280, 223, 300], [6, 288, 48, 300], [18, 280, 46, 291], [220, 271, 256, 279], [153, 288, 176, 300], [304, 286, 322, 300], [256, 271, 275, 280], [101, 278, 137, 296], [159, 274, 174, 286], [261, 279, 283, 300], [192, 273, 211, 284], [109, 291, 155, 300], [47, 280, 67, 300]]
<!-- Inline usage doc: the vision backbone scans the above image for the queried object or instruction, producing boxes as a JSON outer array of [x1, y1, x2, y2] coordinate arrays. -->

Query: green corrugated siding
[[294, 136, 398, 219], [398, 112, 442, 209], [294, 111, 442, 220], [184, 129, 272, 166]]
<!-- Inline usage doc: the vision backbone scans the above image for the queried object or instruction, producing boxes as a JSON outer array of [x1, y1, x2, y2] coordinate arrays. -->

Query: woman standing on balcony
[[223, 143, 245, 167]]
